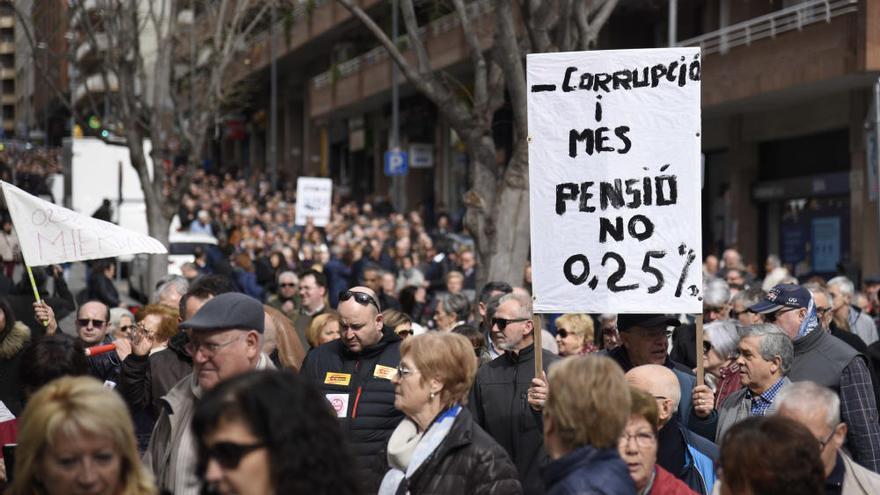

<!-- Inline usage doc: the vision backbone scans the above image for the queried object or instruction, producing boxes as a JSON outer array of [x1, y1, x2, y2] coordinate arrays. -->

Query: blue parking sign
[[384, 150, 408, 176]]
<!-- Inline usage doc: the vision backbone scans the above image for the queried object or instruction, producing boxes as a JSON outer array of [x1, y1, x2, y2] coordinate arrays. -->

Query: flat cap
[[179, 292, 264, 333], [618, 314, 681, 332]]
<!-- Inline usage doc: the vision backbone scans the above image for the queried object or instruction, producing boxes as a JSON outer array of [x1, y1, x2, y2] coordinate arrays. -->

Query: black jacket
[[87, 272, 119, 308], [301, 327, 404, 493], [400, 408, 522, 495], [469, 344, 559, 495], [85, 335, 121, 386], [119, 331, 193, 416]]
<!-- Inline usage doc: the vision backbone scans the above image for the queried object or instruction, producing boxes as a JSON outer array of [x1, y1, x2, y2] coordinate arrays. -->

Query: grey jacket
[[143, 353, 274, 495], [842, 451, 880, 494], [715, 377, 790, 444], [850, 306, 879, 346]]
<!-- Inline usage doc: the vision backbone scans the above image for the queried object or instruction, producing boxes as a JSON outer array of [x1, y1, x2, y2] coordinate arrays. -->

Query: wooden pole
[[533, 314, 543, 377], [695, 314, 704, 386]]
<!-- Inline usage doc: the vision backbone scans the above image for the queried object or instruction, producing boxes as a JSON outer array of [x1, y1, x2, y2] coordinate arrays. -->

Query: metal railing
[[678, 0, 858, 55], [312, 0, 494, 89]]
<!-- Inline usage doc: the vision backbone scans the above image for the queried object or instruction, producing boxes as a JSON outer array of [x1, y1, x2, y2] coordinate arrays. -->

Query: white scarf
[[378, 404, 462, 495]]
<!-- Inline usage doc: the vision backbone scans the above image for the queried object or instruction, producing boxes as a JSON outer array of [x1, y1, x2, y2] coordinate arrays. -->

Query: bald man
[[626, 365, 717, 495], [301, 286, 403, 493]]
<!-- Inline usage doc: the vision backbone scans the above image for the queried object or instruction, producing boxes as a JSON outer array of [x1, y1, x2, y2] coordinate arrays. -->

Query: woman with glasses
[[109, 307, 136, 341], [619, 387, 697, 495], [7, 376, 156, 495], [379, 332, 520, 495], [701, 320, 742, 409], [554, 313, 599, 357], [382, 309, 414, 340], [193, 370, 359, 495]]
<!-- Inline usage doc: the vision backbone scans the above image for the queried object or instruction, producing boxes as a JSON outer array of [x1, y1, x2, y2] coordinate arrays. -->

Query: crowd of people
[[0, 165, 879, 493]]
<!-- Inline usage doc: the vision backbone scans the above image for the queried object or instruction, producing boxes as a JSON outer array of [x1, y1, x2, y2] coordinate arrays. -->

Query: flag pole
[[25, 263, 48, 326]]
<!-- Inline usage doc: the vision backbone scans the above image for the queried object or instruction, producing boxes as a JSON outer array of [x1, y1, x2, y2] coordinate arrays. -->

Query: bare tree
[[338, 0, 619, 288], [18, 0, 289, 293]]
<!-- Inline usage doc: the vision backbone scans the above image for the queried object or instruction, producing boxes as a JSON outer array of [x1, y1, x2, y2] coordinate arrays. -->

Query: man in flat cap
[[144, 292, 275, 495], [604, 314, 717, 441]]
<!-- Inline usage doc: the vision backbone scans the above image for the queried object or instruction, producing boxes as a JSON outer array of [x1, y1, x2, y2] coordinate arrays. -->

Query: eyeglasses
[[492, 317, 529, 331], [703, 341, 713, 354], [77, 318, 106, 328], [396, 363, 418, 378], [557, 328, 575, 338], [618, 431, 656, 448], [816, 306, 832, 316], [729, 308, 748, 319], [339, 290, 381, 312], [765, 307, 799, 323], [203, 441, 265, 469], [630, 328, 673, 339], [817, 427, 838, 451], [185, 334, 245, 357], [396, 329, 413, 337], [278, 283, 297, 288], [119, 324, 135, 333]]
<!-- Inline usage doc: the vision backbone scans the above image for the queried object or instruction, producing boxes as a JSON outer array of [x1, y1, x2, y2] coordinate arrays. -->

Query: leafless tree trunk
[[338, 0, 618, 289]]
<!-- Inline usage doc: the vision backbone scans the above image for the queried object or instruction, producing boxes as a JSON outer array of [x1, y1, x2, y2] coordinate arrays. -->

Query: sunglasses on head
[[339, 290, 381, 312], [492, 317, 529, 331], [77, 318, 106, 328], [203, 441, 265, 470]]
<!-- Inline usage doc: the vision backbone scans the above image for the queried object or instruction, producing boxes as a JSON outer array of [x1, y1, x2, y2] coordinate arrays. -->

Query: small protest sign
[[527, 48, 703, 314], [1, 181, 167, 267], [295, 177, 333, 227]]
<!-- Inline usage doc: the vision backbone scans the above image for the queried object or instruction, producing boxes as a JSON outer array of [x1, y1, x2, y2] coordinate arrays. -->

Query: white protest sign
[[1, 181, 167, 266], [527, 48, 703, 314], [295, 177, 333, 227]]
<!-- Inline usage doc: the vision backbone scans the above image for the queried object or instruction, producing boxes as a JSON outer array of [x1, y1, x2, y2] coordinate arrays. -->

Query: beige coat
[[842, 451, 880, 494]]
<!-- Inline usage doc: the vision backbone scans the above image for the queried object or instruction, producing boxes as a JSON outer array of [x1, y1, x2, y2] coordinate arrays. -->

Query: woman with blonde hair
[[554, 313, 598, 356], [8, 375, 156, 495], [379, 332, 520, 494], [305, 311, 341, 349], [263, 305, 307, 371]]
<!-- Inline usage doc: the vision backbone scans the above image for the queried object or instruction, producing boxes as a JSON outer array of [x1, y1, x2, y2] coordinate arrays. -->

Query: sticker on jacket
[[324, 372, 351, 386], [373, 365, 396, 380], [326, 393, 349, 418]]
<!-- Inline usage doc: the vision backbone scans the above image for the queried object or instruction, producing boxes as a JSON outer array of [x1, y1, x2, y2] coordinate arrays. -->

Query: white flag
[[1, 181, 167, 267]]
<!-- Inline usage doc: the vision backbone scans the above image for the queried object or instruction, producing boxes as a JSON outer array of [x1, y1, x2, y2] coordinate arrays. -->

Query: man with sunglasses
[[776, 382, 880, 494], [469, 292, 559, 494], [301, 286, 404, 493], [749, 284, 880, 473], [604, 314, 718, 442], [266, 270, 300, 321], [144, 292, 273, 495], [75, 299, 122, 386]]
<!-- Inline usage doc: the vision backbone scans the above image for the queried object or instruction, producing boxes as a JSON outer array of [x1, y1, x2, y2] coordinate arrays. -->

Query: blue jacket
[[658, 421, 717, 495], [542, 445, 636, 495]]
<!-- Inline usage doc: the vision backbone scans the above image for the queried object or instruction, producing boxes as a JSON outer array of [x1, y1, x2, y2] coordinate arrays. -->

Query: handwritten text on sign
[[1, 181, 167, 267], [295, 177, 333, 227], [527, 48, 703, 314]]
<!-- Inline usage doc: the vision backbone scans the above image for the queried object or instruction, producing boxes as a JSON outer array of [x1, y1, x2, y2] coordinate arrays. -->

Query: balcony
[[677, 0, 865, 110], [1, 94, 15, 105], [0, 16, 13, 29], [0, 41, 12, 54], [679, 0, 858, 56], [0, 67, 13, 80], [309, 0, 495, 119]]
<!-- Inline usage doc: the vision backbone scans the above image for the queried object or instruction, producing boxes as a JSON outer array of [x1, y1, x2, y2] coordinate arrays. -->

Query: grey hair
[[766, 254, 782, 270], [277, 270, 297, 282], [498, 292, 533, 319], [152, 276, 189, 304], [440, 293, 471, 321], [598, 313, 617, 323], [740, 323, 794, 375], [109, 307, 135, 327], [828, 276, 854, 298], [704, 320, 739, 360], [730, 287, 764, 309], [703, 278, 731, 307], [805, 284, 832, 307], [775, 381, 840, 430]]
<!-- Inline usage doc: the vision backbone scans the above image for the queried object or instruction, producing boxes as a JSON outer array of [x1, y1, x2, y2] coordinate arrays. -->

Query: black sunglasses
[[492, 317, 529, 331], [203, 441, 265, 469], [765, 307, 798, 323], [702, 341, 712, 354], [557, 328, 573, 338], [278, 283, 297, 288], [77, 318, 106, 328], [339, 290, 381, 312]]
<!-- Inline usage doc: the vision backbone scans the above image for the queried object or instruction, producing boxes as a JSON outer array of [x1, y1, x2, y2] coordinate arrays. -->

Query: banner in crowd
[[527, 48, 703, 314], [1, 181, 167, 266], [295, 177, 333, 227]]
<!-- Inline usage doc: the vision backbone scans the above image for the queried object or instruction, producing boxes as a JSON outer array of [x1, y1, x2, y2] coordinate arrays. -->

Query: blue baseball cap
[[748, 284, 811, 314]]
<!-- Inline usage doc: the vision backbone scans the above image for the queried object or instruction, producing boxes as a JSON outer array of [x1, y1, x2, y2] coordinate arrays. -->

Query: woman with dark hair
[[193, 370, 359, 495], [718, 416, 824, 495], [0, 297, 31, 415]]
